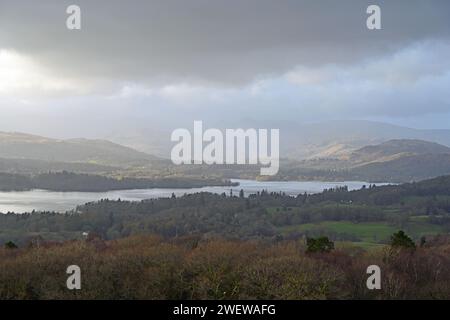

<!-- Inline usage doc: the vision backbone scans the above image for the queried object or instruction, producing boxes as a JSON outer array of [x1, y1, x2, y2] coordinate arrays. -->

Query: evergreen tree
[[4, 241, 18, 249], [306, 236, 334, 253], [390, 230, 416, 249]]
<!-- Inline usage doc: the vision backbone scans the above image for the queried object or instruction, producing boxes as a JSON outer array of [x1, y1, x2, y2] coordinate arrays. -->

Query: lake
[[0, 179, 388, 213]]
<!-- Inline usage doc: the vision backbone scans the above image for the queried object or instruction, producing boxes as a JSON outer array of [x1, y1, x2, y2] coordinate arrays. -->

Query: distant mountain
[[281, 120, 450, 159], [0, 132, 160, 166], [274, 139, 450, 183], [104, 120, 450, 161], [2, 128, 450, 184]]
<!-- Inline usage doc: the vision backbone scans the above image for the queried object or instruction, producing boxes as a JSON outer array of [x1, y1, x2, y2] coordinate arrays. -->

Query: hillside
[[350, 139, 450, 164], [0, 157, 118, 174], [272, 139, 450, 183], [1, 131, 450, 184], [349, 154, 450, 183], [346, 139, 450, 182], [0, 131, 160, 167]]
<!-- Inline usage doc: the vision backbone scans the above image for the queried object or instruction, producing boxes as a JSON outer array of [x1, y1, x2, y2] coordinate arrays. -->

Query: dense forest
[[2, 175, 450, 247], [0, 171, 236, 192]]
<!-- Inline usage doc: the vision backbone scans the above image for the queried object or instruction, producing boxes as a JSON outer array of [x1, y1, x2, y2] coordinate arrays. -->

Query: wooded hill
[[0, 171, 235, 192]]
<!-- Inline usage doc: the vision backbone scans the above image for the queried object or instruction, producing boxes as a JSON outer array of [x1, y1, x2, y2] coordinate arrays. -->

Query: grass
[[335, 241, 386, 251], [279, 220, 446, 244], [281, 221, 397, 242], [404, 221, 444, 238]]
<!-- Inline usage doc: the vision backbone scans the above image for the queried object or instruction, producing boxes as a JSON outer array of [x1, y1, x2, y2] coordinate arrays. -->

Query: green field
[[335, 241, 386, 251], [279, 220, 445, 244]]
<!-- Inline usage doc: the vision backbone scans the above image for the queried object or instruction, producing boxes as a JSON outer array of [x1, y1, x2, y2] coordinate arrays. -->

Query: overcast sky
[[1, 0, 450, 140]]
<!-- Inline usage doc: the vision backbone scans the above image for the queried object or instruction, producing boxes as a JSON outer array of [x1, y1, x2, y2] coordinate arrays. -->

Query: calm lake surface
[[0, 179, 388, 213]]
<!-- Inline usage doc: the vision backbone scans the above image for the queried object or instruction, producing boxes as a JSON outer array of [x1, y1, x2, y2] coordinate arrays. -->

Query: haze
[[1, 0, 450, 157]]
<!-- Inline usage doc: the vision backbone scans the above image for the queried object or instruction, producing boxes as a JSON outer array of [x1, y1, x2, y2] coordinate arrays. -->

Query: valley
[[1, 126, 450, 252]]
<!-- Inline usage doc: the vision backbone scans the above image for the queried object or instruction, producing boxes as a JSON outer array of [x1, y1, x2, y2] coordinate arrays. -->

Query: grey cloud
[[1, 0, 450, 86]]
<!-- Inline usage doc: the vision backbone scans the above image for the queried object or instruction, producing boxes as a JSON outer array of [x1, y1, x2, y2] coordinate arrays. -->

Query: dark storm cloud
[[1, 0, 450, 137], [1, 0, 449, 85]]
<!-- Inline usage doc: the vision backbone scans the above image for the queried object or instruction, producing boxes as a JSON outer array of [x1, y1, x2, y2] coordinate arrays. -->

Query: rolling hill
[[350, 153, 450, 182], [349, 139, 450, 164], [1, 130, 450, 183], [342, 139, 450, 182], [0, 132, 160, 167], [275, 139, 450, 183]]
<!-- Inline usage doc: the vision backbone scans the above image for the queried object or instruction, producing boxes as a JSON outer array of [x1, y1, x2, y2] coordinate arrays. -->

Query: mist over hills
[[105, 120, 450, 161], [1, 120, 450, 183], [281, 120, 450, 160], [298, 120, 450, 145]]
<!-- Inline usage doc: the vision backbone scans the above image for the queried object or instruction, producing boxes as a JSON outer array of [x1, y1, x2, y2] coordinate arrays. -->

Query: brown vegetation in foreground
[[1, 235, 450, 300]]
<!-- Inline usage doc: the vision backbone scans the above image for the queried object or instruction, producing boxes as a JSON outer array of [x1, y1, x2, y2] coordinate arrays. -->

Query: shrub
[[306, 236, 334, 253]]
